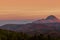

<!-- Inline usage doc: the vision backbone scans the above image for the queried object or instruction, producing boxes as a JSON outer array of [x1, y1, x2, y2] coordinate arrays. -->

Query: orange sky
[[0, 0, 60, 20]]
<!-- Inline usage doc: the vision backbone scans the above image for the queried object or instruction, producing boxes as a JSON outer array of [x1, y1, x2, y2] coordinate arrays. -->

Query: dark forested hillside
[[0, 29, 60, 40]]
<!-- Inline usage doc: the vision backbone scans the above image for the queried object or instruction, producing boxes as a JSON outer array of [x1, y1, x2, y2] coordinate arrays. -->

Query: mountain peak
[[46, 15, 58, 20]]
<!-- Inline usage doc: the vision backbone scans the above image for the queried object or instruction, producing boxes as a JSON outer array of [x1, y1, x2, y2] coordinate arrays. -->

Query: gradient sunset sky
[[0, 0, 60, 20]]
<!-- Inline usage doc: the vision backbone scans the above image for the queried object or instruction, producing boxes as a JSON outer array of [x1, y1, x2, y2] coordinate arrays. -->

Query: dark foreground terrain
[[0, 29, 60, 40]]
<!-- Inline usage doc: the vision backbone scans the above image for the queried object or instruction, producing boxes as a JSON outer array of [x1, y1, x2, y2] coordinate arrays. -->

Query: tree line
[[0, 29, 60, 40]]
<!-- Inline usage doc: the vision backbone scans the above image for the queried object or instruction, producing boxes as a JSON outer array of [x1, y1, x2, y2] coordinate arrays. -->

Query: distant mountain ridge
[[0, 15, 60, 33]]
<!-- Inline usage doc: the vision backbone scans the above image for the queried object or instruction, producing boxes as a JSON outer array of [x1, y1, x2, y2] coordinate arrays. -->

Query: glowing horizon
[[0, 0, 60, 20]]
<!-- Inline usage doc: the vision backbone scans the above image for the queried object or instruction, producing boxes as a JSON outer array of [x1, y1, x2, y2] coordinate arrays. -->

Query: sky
[[0, 0, 60, 20]]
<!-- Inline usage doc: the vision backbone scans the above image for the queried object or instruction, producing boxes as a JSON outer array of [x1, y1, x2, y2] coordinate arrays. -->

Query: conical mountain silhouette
[[46, 15, 58, 20], [32, 15, 60, 24]]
